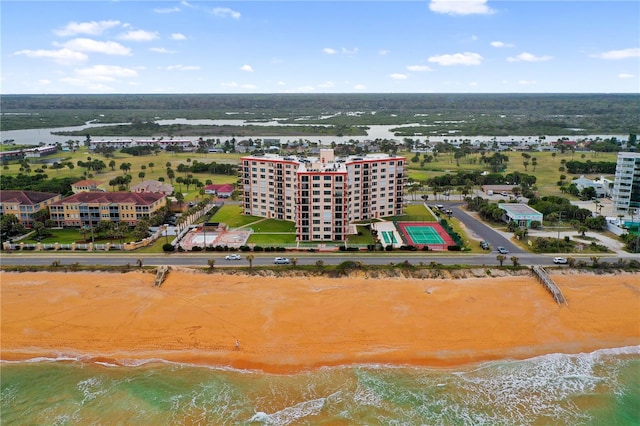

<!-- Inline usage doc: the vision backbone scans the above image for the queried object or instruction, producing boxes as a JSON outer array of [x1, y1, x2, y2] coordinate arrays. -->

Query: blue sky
[[2, 1, 639, 94]]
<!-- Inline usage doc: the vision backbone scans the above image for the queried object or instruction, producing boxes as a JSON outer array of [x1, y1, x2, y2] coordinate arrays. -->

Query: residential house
[[131, 180, 174, 195], [203, 183, 235, 198], [498, 203, 543, 228], [71, 179, 102, 193]]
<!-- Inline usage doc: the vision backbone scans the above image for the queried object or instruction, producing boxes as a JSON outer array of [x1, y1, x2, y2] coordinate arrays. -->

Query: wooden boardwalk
[[532, 266, 567, 306], [153, 266, 170, 287]]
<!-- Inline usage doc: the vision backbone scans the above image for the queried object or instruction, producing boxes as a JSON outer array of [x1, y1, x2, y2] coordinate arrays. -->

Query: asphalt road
[[0, 251, 629, 269], [2, 201, 631, 269]]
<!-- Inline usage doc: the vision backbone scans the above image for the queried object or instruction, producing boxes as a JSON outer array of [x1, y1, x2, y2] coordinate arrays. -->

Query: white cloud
[[317, 81, 335, 88], [428, 52, 483, 66], [341, 47, 358, 55], [221, 82, 239, 88], [519, 80, 537, 85], [296, 86, 315, 92], [154, 6, 180, 13], [241, 84, 257, 89], [354, 84, 367, 90], [38, 79, 51, 85], [150, 47, 176, 54], [618, 73, 635, 79], [277, 81, 286, 86], [57, 38, 131, 55], [378, 50, 390, 56], [491, 41, 514, 48], [323, 48, 337, 55], [74, 65, 138, 79], [212, 7, 241, 19], [240, 64, 254, 72], [171, 33, 187, 41], [590, 48, 640, 60], [390, 73, 408, 80], [54, 20, 121, 37], [507, 52, 553, 62], [59, 78, 115, 92], [166, 65, 200, 71], [118, 30, 159, 42], [407, 65, 432, 72], [14, 48, 88, 65], [429, 0, 493, 15]]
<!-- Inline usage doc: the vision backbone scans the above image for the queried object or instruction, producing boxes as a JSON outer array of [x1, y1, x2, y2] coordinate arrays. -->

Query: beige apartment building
[[0, 190, 62, 228], [240, 149, 406, 241], [49, 192, 166, 228]]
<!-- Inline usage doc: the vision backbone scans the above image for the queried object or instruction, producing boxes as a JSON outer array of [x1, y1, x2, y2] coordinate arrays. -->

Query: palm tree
[[497, 254, 506, 267], [207, 259, 215, 270], [136, 258, 143, 268], [246, 254, 255, 269], [291, 257, 298, 268], [510, 256, 520, 267]]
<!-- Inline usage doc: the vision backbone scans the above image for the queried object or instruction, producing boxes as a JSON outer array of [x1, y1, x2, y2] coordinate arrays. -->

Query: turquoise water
[[2, 347, 639, 425]]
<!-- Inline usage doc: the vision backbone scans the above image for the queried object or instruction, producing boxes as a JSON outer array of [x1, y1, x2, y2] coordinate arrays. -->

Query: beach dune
[[1, 270, 638, 373]]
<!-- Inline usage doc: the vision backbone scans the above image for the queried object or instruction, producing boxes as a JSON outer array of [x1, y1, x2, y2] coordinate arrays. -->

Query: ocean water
[[1, 347, 638, 425]]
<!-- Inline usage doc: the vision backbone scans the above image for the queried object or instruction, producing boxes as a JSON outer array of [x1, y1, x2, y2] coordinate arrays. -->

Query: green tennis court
[[403, 225, 445, 244]]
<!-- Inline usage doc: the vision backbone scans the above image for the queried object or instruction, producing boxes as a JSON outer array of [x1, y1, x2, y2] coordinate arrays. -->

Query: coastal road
[[1, 251, 631, 269]]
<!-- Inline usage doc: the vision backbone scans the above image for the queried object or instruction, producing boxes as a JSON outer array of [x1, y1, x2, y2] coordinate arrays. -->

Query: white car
[[553, 257, 568, 264], [225, 254, 242, 260], [274, 257, 291, 264]]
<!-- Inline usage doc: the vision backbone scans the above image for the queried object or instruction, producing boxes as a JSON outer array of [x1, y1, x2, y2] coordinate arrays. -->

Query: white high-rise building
[[239, 149, 406, 241], [612, 152, 640, 215]]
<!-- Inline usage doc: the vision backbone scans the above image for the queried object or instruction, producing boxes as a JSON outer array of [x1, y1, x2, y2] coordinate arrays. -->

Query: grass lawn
[[247, 233, 297, 245], [401, 150, 618, 200], [348, 226, 375, 245], [250, 219, 296, 233], [388, 203, 436, 222], [210, 204, 262, 228], [21, 228, 123, 244]]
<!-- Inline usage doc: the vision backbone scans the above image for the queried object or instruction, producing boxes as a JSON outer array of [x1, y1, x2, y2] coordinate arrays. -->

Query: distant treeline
[[0, 174, 76, 195], [564, 160, 617, 174], [2, 93, 638, 135]]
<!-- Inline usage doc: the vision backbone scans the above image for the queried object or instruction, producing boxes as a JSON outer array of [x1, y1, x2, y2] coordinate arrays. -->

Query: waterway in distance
[[0, 118, 626, 147]]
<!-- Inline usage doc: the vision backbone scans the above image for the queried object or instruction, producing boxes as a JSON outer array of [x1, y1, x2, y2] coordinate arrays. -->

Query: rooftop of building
[[0, 190, 60, 205], [498, 203, 543, 216], [51, 191, 165, 205]]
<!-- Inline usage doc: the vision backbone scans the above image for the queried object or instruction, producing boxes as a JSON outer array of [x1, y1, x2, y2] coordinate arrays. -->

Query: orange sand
[[1, 270, 639, 373]]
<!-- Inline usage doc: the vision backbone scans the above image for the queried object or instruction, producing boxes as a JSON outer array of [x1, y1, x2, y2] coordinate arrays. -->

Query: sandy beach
[[1, 270, 639, 374]]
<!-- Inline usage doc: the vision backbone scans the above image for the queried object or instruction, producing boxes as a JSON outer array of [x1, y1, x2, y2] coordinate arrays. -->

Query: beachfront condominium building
[[239, 149, 406, 241], [49, 192, 166, 228], [612, 152, 640, 216]]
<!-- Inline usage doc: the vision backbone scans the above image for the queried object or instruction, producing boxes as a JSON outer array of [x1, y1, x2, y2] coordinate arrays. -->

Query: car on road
[[225, 254, 242, 260], [480, 241, 490, 250], [436, 204, 444, 210], [274, 257, 291, 264], [553, 257, 568, 264], [497, 246, 509, 254]]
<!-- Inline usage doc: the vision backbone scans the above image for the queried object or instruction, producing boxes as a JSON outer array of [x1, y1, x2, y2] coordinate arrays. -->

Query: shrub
[[191, 246, 202, 251]]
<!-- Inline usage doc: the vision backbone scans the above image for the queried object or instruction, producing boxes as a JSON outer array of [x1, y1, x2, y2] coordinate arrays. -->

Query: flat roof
[[498, 203, 543, 215]]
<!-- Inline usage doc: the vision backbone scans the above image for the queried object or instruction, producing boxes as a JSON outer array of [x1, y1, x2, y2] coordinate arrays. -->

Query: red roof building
[[0, 190, 63, 227], [49, 192, 166, 227]]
